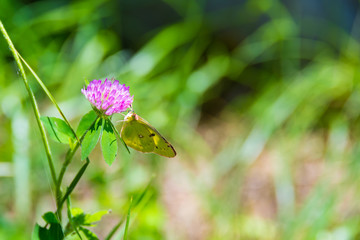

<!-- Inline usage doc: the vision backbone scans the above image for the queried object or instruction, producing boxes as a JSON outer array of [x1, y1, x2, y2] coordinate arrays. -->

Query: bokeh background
[[1, 0, 360, 239]]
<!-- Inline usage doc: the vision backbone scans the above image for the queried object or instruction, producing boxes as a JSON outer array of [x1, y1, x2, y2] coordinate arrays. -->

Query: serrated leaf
[[70, 208, 109, 227], [79, 227, 98, 240], [71, 208, 86, 227], [42, 212, 60, 224], [41, 117, 75, 144], [76, 110, 98, 138], [65, 198, 82, 240], [64, 231, 86, 240], [84, 210, 109, 226], [81, 118, 102, 160], [64, 232, 80, 240], [101, 119, 117, 165], [71, 208, 84, 217]]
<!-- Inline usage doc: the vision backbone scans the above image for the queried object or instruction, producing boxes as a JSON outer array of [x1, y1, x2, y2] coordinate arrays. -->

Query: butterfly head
[[124, 111, 139, 122]]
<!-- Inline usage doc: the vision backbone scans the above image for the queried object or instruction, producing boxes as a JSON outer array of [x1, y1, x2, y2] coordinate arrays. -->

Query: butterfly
[[120, 111, 176, 158]]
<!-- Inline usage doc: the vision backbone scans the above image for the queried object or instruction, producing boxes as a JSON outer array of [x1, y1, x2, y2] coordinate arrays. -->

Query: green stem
[[17, 53, 80, 143], [55, 116, 99, 220], [56, 116, 99, 191], [110, 121, 130, 153], [56, 146, 80, 198], [66, 197, 82, 239], [105, 219, 125, 240], [0, 20, 57, 186], [55, 144, 80, 221], [123, 196, 133, 240], [56, 158, 90, 217]]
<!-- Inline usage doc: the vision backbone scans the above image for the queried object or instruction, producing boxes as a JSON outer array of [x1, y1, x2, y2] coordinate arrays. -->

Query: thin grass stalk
[[17, 53, 79, 143], [0, 20, 57, 186], [123, 197, 133, 240]]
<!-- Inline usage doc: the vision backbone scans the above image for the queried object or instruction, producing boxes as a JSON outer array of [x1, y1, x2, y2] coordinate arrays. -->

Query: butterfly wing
[[121, 112, 176, 158], [121, 115, 155, 153], [136, 116, 177, 158]]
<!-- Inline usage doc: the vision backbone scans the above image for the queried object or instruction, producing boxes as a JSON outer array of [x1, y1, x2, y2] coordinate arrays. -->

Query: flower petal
[[82, 79, 133, 116]]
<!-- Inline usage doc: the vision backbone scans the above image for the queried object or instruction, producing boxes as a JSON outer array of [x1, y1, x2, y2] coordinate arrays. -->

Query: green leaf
[[76, 110, 98, 138], [33, 222, 64, 240], [64, 232, 80, 240], [71, 208, 109, 227], [79, 227, 98, 240], [32, 224, 41, 240], [42, 212, 60, 224], [71, 208, 86, 227], [41, 116, 76, 144], [66, 197, 82, 239], [84, 78, 89, 86], [101, 119, 118, 165], [64, 231, 87, 240], [38, 225, 51, 240], [81, 118, 102, 160], [71, 208, 84, 218], [49, 223, 64, 240], [84, 210, 109, 226]]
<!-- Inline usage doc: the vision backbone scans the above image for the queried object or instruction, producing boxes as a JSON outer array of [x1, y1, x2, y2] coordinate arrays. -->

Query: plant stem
[[110, 121, 130, 153], [66, 197, 82, 239], [56, 115, 99, 193], [123, 197, 133, 240], [55, 116, 99, 220], [0, 20, 57, 186], [57, 147, 79, 193], [17, 53, 79, 143], [55, 145, 80, 221], [105, 218, 125, 240], [55, 158, 90, 218]]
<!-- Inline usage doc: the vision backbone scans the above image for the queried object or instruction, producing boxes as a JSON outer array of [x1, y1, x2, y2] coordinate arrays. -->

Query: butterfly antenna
[[119, 112, 126, 117]]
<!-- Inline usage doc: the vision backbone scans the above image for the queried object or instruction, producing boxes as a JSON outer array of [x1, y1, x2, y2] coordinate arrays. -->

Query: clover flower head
[[81, 79, 133, 116]]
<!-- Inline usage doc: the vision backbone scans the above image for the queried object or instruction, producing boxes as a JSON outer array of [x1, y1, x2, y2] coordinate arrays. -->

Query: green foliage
[[76, 111, 98, 138], [3, 0, 360, 239], [123, 197, 133, 240], [76, 112, 120, 164], [32, 212, 64, 240], [70, 208, 109, 227], [40, 117, 76, 144], [42, 212, 60, 224], [81, 118, 102, 160], [64, 208, 109, 240], [100, 119, 117, 165]]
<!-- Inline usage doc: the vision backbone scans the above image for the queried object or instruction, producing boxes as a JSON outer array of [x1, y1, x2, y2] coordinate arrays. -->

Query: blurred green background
[[1, 0, 360, 239]]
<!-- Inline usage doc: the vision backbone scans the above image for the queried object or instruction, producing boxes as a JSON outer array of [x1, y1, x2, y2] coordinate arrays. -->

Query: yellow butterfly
[[120, 111, 176, 158]]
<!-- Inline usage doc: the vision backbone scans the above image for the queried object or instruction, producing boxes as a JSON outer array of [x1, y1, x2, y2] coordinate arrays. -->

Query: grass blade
[[123, 197, 133, 240], [0, 20, 57, 186], [17, 53, 79, 143]]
